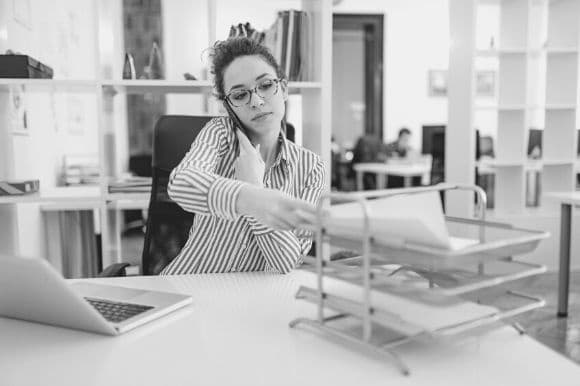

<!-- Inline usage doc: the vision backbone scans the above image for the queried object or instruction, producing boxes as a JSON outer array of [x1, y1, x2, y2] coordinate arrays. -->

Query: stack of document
[[108, 176, 152, 193], [324, 191, 478, 250], [319, 275, 499, 335]]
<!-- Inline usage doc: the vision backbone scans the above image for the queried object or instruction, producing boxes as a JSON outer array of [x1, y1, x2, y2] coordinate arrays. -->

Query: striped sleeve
[[246, 157, 326, 274], [167, 118, 245, 221]]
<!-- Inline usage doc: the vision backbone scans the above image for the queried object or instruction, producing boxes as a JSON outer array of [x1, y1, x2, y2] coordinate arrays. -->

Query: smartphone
[[223, 100, 248, 137]]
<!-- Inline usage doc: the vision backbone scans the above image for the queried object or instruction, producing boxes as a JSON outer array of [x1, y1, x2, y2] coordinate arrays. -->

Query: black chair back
[[142, 115, 214, 275]]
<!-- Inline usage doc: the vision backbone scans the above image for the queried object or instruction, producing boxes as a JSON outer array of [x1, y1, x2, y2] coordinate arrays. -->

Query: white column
[[447, 0, 476, 217], [0, 1, 18, 254]]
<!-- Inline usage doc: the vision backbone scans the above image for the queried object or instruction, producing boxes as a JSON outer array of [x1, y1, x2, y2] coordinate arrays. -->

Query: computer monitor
[[527, 128, 542, 157], [422, 125, 446, 156]]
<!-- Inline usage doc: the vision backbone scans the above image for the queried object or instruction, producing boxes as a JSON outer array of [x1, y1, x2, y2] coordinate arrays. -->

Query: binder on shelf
[[0, 180, 39, 196], [261, 10, 311, 81]]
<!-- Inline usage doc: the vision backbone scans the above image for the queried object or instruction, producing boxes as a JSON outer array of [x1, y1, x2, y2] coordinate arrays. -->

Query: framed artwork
[[476, 70, 496, 97], [9, 85, 28, 136], [428, 69, 496, 98], [428, 70, 448, 97]]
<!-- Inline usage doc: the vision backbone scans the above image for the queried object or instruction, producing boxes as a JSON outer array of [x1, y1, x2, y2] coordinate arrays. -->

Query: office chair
[[100, 115, 214, 277]]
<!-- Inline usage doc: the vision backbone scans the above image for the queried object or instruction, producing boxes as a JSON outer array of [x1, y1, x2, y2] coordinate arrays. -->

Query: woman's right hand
[[236, 185, 318, 231]]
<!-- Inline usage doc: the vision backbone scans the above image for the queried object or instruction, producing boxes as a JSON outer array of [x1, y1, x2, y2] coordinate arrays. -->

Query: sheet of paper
[[322, 275, 499, 333], [326, 191, 454, 249]]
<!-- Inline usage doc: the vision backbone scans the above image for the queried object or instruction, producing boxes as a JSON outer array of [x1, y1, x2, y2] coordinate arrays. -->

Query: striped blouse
[[160, 116, 325, 275]]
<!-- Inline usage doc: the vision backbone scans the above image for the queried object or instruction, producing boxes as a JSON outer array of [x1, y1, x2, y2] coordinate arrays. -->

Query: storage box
[[0, 55, 53, 79]]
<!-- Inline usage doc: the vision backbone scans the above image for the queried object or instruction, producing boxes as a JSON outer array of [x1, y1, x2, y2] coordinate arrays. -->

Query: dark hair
[[398, 127, 411, 138], [209, 37, 285, 100]]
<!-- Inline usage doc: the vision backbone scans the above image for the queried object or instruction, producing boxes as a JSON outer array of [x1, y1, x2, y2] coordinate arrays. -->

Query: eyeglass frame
[[223, 77, 287, 107]]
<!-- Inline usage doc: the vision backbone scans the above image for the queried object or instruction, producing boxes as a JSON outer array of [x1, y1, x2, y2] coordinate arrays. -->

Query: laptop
[[0, 255, 192, 336]]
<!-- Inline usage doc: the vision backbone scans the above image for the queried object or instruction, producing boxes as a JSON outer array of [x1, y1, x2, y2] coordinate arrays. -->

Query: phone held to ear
[[223, 100, 248, 138]]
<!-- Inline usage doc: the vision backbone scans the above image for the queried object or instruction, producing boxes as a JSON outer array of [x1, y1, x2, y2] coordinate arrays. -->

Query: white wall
[[334, 0, 450, 150]]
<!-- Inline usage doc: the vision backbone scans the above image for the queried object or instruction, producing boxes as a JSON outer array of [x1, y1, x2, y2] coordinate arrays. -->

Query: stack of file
[[108, 176, 151, 194]]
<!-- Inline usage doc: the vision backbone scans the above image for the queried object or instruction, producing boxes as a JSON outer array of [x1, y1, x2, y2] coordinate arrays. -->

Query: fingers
[[236, 129, 254, 155], [294, 208, 318, 226]]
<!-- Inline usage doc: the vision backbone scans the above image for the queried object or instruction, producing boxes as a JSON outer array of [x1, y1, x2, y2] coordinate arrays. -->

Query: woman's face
[[223, 55, 287, 136]]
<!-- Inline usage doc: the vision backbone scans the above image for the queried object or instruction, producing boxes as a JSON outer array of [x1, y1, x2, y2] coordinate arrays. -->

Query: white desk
[[353, 160, 431, 190], [1, 271, 579, 386], [545, 191, 580, 317], [0, 187, 150, 275]]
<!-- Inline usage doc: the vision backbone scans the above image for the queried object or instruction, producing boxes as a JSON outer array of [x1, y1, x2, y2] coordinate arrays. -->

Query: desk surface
[[1, 271, 579, 386], [0, 186, 150, 210], [353, 162, 430, 177]]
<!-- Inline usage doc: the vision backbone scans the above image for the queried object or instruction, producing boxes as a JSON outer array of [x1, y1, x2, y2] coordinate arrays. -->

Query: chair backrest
[[142, 115, 215, 275]]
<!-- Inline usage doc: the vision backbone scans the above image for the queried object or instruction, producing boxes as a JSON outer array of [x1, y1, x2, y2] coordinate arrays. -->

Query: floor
[[506, 271, 580, 365]]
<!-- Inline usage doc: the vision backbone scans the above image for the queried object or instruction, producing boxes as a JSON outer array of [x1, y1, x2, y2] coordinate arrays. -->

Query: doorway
[[333, 14, 384, 144], [332, 13, 384, 190]]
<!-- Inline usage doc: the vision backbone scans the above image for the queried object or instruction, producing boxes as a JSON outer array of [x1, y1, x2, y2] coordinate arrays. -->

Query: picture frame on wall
[[428, 69, 496, 98], [9, 85, 28, 136], [428, 70, 447, 97], [476, 70, 496, 97]]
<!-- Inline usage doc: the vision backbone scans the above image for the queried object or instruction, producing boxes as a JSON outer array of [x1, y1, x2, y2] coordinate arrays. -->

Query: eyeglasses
[[225, 78, 284, 107]]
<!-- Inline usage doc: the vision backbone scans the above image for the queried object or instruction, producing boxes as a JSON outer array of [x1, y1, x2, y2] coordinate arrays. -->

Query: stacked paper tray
[[291, 185, 549, 375], [324, 216, 549, 269], [301, 255, 546, 299], [295, 278, 544, 339]]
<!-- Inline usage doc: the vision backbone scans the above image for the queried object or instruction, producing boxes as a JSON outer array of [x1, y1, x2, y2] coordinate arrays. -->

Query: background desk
[[353, 161, 431, 190], [0, 187, 149, 277], [1, 271, 579, 385]]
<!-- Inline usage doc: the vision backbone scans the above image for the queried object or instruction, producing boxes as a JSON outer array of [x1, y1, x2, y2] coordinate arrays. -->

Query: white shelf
[[0, 78, 98, 92], [545, 104, 576, 110], [476, 48, 529, 57], [0, 79, 323, 95], [477, 159, 525, 168], [546, 47, 579, 55], [101, 79, 213, 94], [542, 159, 576, 166], [476, 48, 578, 57], [0, 186, 101, 206], [474, 103, 578, 110]]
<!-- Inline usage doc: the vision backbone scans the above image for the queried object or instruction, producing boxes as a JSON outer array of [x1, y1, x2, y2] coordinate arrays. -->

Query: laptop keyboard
[[85, 298, 154, 324]]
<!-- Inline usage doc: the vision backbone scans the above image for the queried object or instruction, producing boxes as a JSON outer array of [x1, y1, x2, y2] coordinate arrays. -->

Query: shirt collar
[[272, 131, 290, 168]]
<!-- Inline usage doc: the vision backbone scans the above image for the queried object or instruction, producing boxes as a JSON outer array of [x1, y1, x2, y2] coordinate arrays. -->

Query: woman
[[160, 37, 325, 275]]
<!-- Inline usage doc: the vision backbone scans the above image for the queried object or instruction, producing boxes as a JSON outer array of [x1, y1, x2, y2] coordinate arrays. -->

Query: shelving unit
[[0, 0, 332, 274], [542, 0, 580, 195], [454, 0, 580, 217]]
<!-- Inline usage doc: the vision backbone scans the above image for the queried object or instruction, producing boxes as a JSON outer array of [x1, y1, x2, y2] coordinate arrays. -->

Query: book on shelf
[[262, 9, 310, 81], [108, 176, 152, 194], [62, 155, 100, 186]]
